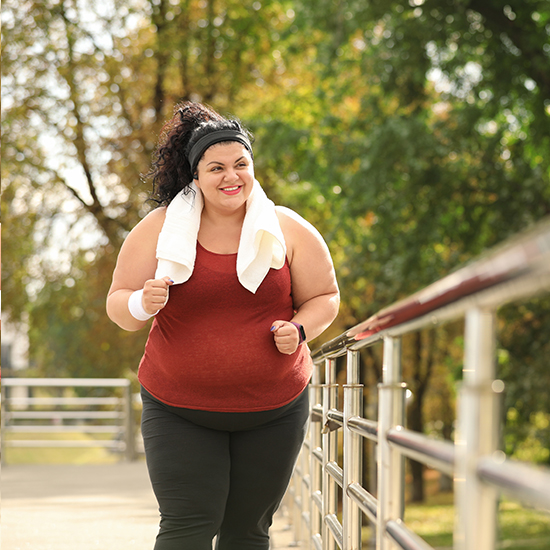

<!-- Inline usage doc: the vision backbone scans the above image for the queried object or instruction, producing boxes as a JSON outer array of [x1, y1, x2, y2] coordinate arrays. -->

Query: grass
[[403, 491, 454, 548], [498, 500, 550, 549], [2, 432, 122, 465], [5, 440, 550, 550], [360, 491, 550, 550]]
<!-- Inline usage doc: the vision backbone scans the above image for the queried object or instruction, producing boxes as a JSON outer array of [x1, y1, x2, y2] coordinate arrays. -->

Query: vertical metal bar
[[1, 382, 8, 462], [300, 441, 310, 544], [322, 358, 338, 550], [455, 308, 499, 550], [293, 453, 303, 545], [366, 396, 378, 550], [123, 381, 135, 461], [343, 349, 363, 549], [311, 362, 323, 549], [288, 377, 313, 547], [377, 336, 406, 550]]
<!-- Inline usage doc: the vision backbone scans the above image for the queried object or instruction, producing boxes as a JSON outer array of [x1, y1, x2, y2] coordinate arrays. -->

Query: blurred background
[[2, 0, 549, 547]]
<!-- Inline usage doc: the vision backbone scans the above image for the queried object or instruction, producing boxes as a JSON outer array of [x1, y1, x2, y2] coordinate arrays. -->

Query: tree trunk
[[409, 458, 425, 503], [59, 5, 126, 249], [152, 0, 169, 121], [203, 0, 217, 102], [178, 2, 191, 101], [407, 329, 436, 502], [407, 391, 425, 502], [439, 411, 454, 491], [362, 346, 381, 522]]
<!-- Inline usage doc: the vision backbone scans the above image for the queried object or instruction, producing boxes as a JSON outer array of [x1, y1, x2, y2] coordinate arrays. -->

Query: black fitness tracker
[[291, 321, 307, 345]]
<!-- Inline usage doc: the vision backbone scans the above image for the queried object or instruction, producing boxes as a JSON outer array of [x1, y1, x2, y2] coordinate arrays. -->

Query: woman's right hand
[[107, 207, 170, 331], [142, 276, 174, 315]]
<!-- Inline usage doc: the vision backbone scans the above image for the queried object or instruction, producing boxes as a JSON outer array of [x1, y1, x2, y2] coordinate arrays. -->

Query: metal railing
[[289, 217, 550, 550], [1, 378, 137, 462]]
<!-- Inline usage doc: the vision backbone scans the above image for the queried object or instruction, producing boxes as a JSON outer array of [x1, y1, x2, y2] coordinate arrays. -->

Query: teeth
[[223, 186, 239, 191]]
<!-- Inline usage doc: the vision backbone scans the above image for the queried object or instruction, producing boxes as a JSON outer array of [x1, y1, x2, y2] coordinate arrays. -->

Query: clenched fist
[[271, 320, 301, 355], [142, 276, 174, 315]]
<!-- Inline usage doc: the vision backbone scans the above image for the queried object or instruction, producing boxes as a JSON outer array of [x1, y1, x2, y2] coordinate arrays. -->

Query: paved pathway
[[2, 462, 299, 549]]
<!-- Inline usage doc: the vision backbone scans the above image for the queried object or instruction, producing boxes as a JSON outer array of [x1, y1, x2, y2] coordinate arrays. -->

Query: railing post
[[1, 382, 7, 461], [455, 308, 499, 550], [322, 358, 339, 550], [343, 349, 363, 549], [297, 440, 308, 545], [310, 362, 323, 550], [123, 381, 136, 461], [288, 451, 303, 546], [377, 336, 406, 550]]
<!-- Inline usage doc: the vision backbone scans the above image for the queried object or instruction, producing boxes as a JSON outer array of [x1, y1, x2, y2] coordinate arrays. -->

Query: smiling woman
[[194, 141, 255, 245], [106, 101, 339, 550]]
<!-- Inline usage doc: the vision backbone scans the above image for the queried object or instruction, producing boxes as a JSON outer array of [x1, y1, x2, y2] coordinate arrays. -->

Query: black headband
[[188, 129, 253, 174]]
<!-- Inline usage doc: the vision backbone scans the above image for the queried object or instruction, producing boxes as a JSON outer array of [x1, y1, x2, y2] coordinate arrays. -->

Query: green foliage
[[2, 0, 549, 475], [279, 0, 550, 317], [27, 248, 149, 380], [2, 0, 298, 372], [400, 493, 550, 549], [499, 298, 550, 464]]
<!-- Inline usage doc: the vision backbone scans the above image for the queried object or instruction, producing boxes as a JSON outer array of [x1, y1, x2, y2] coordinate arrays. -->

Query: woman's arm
[[106, 207, 171, 331], [272, 206, 340, 354]]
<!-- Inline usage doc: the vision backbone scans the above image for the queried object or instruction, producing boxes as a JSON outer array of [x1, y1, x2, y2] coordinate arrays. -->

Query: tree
[[1, 0, 304, 377], [262, 0, 550, 501], [26, 248, 151, 381], [2, 1, 548, 496]]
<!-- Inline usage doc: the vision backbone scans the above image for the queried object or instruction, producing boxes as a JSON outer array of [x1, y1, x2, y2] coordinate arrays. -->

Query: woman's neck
[[198, 207, 245, 254]]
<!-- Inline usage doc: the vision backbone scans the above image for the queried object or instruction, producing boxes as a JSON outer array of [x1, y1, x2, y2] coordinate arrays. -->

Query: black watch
[[291, 322, 307, 345]]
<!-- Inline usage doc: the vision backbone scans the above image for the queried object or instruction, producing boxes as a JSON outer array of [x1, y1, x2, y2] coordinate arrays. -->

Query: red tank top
[[138, 243, 312, 412]]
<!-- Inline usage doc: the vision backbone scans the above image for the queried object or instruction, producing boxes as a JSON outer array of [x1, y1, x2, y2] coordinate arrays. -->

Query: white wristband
[[128, 289, 155, 321]]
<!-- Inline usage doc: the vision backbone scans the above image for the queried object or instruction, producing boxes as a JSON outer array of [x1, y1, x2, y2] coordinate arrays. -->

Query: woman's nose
[[224, 168, 239, 181]]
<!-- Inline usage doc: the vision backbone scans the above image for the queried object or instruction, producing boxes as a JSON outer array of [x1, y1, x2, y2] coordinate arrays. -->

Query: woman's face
[[195, 142, 254, 215]]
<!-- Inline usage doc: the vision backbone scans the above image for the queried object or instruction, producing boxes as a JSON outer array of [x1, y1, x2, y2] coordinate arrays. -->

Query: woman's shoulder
[[275, 205, 322, 238], [275, 205, 327, 264], [133, 206, 167, 232], [144, 205, 167, 222], [276, 205, 307, 228], [122, 206, 167, 249]]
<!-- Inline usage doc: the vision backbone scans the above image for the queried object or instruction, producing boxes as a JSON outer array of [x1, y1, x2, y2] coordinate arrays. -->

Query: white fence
[[1, 378, 137, 462]]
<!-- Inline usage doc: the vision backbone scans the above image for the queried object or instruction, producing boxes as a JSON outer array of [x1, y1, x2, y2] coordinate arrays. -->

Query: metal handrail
[[325, 461, 343, 488], [289, 217, 550, 550], [348, 416, 378, 442], [386, 520, 434, 550], [477, 456, 550, 511], [347, 482, 377, 523], [313, 217, 550, 361], [6, 425, 122, 434], [1, 378, 136, 462], [6, 397, 121, 406], [386, 427, 455, 476], [3, 378, 133, 387]]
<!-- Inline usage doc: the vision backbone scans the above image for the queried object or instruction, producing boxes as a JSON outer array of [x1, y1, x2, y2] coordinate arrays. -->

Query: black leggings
[[140, 387, 309, 550]]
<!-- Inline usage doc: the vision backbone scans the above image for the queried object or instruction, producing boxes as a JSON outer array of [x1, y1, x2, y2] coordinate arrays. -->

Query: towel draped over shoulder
[[155, 180, 287, 294]]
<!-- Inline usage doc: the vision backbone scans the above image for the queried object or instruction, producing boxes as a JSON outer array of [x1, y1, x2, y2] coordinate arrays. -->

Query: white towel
[[155, 180, 287, 293]]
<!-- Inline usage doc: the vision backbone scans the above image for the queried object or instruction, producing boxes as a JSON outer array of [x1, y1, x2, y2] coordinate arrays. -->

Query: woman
[[107, 102, 339, 550]]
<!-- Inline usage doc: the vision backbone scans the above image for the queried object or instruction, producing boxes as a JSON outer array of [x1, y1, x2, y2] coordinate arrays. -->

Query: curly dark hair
[[147, 102, 254, 206]]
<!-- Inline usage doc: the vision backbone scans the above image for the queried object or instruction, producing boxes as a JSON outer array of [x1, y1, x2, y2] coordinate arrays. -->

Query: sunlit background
[[2, 1, 549, 547]]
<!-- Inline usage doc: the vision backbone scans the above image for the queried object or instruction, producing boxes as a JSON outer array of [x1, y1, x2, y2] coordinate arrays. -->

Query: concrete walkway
[[2, 462, 299, 549]]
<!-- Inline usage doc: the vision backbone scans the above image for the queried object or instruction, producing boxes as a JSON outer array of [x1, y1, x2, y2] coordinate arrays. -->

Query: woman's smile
[[220, 185, 242, 195], [195, 142, 254, 212]]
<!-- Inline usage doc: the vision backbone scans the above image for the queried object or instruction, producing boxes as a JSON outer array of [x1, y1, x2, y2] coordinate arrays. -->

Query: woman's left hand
[[271, 321, 301, 355]]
